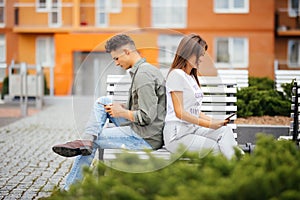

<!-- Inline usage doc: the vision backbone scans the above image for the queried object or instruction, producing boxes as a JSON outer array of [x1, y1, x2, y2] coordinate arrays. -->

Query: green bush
[[281, 81, 294, 101], [248, 76, 274, 90], [44, 75, 50, 95], [45, 135, 300, 200], [237, 77, 291, 117], [1, 76, 8, 99]]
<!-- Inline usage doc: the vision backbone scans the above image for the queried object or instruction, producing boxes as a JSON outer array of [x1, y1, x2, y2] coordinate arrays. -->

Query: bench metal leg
[[98, 148, 104, 161]]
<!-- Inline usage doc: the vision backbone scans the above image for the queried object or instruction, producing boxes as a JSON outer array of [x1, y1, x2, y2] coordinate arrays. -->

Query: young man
[[52, 34, 166, 190]]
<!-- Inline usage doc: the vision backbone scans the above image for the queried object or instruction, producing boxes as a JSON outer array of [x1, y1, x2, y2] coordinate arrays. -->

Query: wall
[[187, 0, 275, 78], [54, 32, 159, 95]]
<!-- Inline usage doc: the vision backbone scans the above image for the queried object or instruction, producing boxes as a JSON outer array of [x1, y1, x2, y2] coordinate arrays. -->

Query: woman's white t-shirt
[[165, 69, 204, 123]]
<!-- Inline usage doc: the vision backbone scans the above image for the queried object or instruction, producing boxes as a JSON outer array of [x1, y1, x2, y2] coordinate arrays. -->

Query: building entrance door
[[73, 51, 126, 96]]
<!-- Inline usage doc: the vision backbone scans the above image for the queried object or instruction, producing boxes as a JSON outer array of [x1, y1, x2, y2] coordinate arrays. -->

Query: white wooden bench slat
[[106, 75, 239, 85], [203, 96, 237, 102], [201, 87, 237, 94], [218, 69, 249, 75], [109, 95, 237, 103], [201, 105, 237, 112], [103, 149, 171, 160], [275, 70, 300, 75], [206, 114, 237, 120], [108, 86, 237, 95]]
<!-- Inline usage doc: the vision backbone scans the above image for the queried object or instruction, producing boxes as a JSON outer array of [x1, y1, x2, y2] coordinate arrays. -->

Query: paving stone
[[21, 190, 37, 199], [0, 100, 85, 198], [35, 191, 52, 200]]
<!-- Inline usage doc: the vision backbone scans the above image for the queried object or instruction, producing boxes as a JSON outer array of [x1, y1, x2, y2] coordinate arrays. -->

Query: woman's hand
[[209, 119, 228, 130]]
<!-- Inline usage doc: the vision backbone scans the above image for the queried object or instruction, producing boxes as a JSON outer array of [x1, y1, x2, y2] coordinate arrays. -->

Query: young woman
[[163, 34, 239, 159]]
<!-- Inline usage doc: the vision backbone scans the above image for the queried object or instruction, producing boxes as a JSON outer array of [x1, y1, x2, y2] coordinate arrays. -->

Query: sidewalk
[[0, 97, 94, 199]]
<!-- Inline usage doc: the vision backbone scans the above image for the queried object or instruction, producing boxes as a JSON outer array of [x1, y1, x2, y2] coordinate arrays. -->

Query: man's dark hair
[[105, 34, 136, 53]]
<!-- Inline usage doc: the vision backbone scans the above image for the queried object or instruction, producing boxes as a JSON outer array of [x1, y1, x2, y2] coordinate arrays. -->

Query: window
[[158, 34, 183, 64], [49, 0, 61, 27], [0, 34, 5, 63], [36, 37, 55, 67], [110, 0, 122, 13], [36, 0, 49, 12], [288, 40, 300, 68], [96, 0, 108, 27], [151, 0, 187, 28], [215, 37, 248, 68], [36, 0, 61, 26], [0, 34, 6, 82], [0, 0, 5, 27], [289, 0, 300, 17], [214, 0, 249, 13]]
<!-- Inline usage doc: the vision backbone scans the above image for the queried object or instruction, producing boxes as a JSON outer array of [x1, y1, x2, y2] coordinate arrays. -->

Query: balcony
[[13, 2, 139, 33], [275, 8, 300, 36]]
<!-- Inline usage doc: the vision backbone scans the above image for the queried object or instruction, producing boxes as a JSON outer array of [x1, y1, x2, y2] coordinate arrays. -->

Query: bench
[[217, 69, 249, 89], [98, 73, 239, 162], [278, 81, 300, 144], [275, 70, 300, 92]]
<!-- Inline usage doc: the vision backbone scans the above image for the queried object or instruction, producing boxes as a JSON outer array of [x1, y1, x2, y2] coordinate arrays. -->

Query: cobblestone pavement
[[0, 98, 94, 199]]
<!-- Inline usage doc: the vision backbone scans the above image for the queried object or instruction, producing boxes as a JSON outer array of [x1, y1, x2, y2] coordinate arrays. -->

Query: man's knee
[[95, 96, 112, 105]]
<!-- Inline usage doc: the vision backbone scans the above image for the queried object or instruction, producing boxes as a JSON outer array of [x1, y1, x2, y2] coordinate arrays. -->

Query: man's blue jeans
[[64, 96, 152, 190]]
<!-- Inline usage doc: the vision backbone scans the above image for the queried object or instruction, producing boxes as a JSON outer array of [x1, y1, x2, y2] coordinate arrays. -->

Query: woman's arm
[[199, 112, 230, 125], [171, 91, 226, 129], [199, 112, 212, 121]]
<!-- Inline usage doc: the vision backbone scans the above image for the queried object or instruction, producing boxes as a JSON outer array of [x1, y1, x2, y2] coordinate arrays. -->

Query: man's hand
[[104, 102, 126, 118]]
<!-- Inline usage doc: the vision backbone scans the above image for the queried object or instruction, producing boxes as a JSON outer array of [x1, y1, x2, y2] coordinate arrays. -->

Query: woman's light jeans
[[163, 121, 238, 160], [64, 96, 152, 190]]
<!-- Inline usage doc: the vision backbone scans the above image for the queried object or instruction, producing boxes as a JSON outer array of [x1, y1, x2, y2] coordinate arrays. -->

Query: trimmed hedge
[[45, 134, 300, 200], [236, 77, 291, 117]]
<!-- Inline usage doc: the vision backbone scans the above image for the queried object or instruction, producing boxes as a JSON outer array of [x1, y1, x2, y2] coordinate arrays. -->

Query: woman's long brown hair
[[169, 34, 208, 87]]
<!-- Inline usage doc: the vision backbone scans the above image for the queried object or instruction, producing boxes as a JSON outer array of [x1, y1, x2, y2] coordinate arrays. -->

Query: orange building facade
[[0, 0, 290, 96]]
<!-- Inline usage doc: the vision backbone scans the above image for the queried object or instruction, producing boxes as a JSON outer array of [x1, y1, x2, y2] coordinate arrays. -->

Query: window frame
[[0, 34, 6, 83], [288, 0, 300, 17], [0, 0, 5, 27], [36, 0, 50, 12], [95, 0, 109, 27], [288, 39, 300, 68], [151, 0, 187, 28], [214, 37, 249, 68], [0, 34, 6, 65], [110, 0, 122, 13], [214, 0, 249, 14], [48, 0, 62, 27], [36, 37, 55, 67]]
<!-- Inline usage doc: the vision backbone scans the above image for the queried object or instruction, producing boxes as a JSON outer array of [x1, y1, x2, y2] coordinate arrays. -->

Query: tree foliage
[[46, 135, 300, 200]]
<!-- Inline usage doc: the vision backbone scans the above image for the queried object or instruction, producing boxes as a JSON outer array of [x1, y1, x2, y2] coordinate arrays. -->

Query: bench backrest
[[217, 69, 249, 88], [106, 74, 238, 137], [275, 70, 300, 92]]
